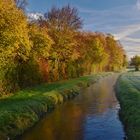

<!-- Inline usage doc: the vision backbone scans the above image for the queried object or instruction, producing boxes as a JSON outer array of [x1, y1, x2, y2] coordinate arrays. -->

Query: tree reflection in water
[[20, 75, 125, 140]]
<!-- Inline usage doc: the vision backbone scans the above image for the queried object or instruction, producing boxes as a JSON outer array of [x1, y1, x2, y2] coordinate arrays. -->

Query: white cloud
[[114, 24, 140, 40], [123, 37, 140, 43], [79, 1, 140, 58], [27, 12, 44, 21]]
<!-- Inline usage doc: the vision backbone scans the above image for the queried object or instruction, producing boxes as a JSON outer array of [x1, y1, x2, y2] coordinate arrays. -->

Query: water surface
[[20, 75, 125, 140]]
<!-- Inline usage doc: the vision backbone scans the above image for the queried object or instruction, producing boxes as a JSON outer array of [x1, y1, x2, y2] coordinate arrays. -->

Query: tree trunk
[[135, 66, 139, 71]]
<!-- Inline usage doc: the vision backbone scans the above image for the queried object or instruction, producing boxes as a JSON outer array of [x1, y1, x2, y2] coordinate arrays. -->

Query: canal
[[19, 75, 125, 140]]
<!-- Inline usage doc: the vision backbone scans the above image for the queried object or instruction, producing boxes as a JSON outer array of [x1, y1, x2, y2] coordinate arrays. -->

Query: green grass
[[116, 72, 140, 140], [0, 72, 111, 140]]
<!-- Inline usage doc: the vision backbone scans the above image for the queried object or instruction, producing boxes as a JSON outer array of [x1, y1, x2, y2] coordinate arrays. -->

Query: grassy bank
[[116, 72, 140, 140], [0, 73, 111, 140]]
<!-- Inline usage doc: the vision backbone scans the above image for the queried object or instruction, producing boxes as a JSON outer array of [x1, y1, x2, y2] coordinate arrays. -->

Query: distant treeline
[[0, 0, 127, 95]]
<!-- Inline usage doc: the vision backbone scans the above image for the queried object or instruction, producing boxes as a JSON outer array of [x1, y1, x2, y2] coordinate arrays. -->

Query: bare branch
[[44, 5, 83, 31], [14, 0, 28, 10]]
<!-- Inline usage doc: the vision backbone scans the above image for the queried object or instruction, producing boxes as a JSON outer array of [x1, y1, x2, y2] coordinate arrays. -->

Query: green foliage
[[116, 72, 140, 140], [16, 59, 43, 88], [0, 59, 18, 95], [131, 55, 140, 71]]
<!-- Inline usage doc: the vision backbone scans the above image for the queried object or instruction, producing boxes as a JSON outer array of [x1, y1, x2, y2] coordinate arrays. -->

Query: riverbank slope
[[116, 72, 140, 140], [0, 73, 111, 140]]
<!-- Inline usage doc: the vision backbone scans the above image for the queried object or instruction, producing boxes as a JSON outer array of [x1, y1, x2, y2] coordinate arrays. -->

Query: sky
[[27, 0, 140, 58]]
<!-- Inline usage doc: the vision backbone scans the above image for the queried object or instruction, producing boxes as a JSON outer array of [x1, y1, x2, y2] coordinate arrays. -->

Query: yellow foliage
[[29, 24, 53, 59], [0, 0, 31, 61]]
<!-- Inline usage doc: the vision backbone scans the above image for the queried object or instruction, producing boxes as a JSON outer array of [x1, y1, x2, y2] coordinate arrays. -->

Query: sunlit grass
[[116, 72, 140, 140]]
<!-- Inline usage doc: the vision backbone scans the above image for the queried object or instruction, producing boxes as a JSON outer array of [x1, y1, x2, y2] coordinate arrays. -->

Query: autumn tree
[[0, 0, 30, 93], [0, 2, 127, 95], [29, 24, 53, 59], [37, 5, 83, 80], [44, 5, 82, 31], [106, 35, 125, 71], [131, 55, 140, 71], [27, 24, 53, 83], [75, 32, 109, 74]]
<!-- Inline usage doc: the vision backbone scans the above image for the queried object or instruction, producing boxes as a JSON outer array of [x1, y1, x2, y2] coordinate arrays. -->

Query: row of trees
[[0, 0, 127, 95]]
